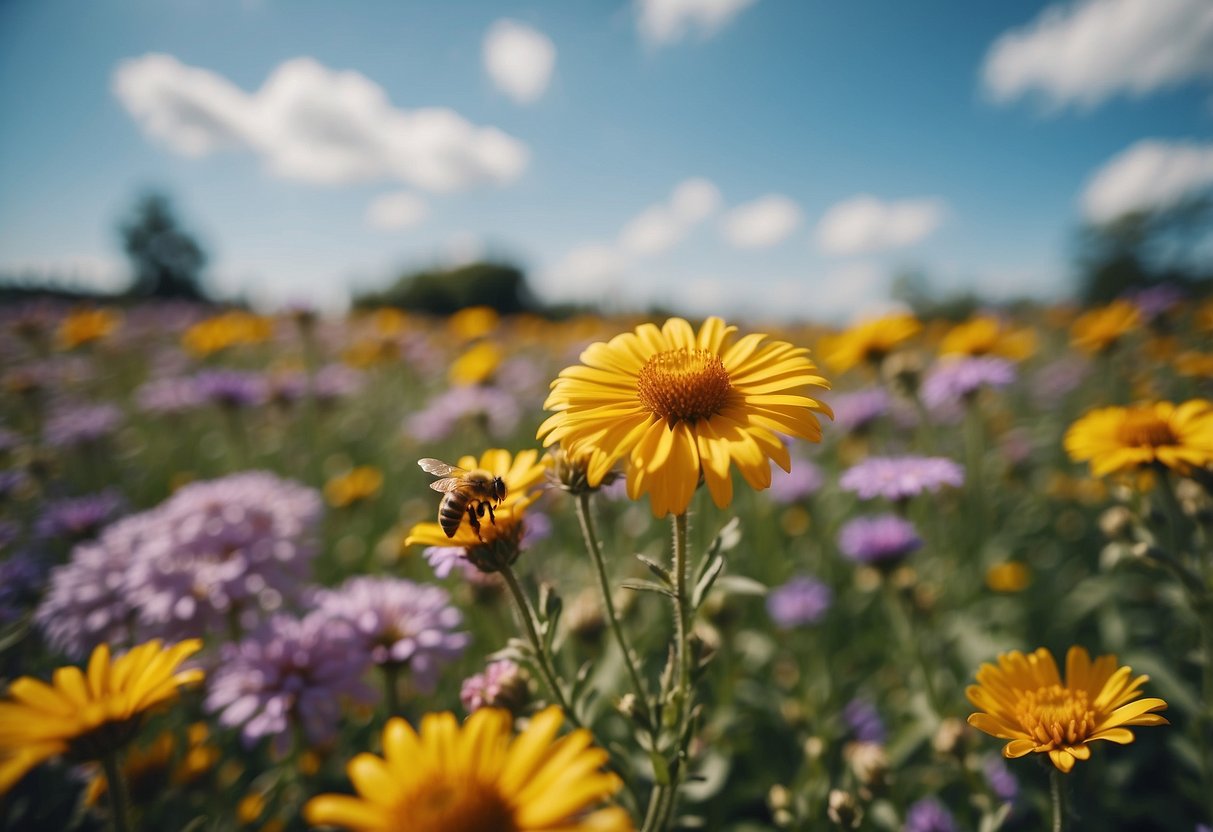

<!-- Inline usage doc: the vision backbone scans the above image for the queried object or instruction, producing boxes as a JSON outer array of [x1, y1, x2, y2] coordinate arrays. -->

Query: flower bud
[[827, 789, 862, 829]]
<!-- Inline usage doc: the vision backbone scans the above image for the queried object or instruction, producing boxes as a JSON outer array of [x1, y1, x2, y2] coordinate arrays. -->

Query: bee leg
[[486, 501, 497, 526], [467, 504, 483, 540]]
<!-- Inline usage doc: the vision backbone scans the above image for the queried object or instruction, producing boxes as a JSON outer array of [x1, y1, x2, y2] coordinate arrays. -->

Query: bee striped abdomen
[[439, 493, 469, 537]]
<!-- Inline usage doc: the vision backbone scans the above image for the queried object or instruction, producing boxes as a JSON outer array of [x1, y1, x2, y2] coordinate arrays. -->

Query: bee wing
[[418, 458, 465, 477], [428, 477, 464, 493]]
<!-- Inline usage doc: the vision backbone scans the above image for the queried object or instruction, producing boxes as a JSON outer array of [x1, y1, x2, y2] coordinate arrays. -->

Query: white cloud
[[618, 177, 722, 255], [636, 0, 759, 45], [365, 191, 428, 230], [814, 195, 944, 256], [483, 20, 556, 105], [720, 194, 802, 249], [1081, 139, 1213, 223], [982, 0, 1213, 110], [113, 53, 529, 192]]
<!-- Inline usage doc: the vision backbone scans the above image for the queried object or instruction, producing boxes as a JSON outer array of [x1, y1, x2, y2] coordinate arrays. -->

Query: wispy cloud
[[365, 191, 428, 230], [719, 195, 802, 249], [483, 20, 557, 105], [636, 0, 759, 45], [113, 53, 529, 192], [982, 0, 1213, 110], [814, 195, 944, 256], [1081, 139, 1213, 223], [618, 178, 722, 255]]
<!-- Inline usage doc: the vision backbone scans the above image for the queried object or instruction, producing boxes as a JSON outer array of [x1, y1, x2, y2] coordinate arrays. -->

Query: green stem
[[1050, 767, 1066, 832], [963, 399, 986, 545], [498, 562, 579, 725], [101, 751, 132, 832], [1201, 607, 1213, 828], [649, 512, 694, 832], [883, 579, 943, 718], [575, 493, 649, 707], [381, 664, 400, 717]]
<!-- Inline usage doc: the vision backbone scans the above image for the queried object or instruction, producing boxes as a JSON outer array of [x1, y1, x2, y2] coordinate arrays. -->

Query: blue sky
[[1, 0, 1211, 318]]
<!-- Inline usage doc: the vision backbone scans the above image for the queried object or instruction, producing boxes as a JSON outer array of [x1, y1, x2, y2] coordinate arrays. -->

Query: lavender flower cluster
[[840, 456, 964, 502], [36, 471, 322, 655]]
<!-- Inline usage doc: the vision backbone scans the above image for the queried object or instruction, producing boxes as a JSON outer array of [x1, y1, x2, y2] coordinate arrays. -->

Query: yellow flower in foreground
[[58, 308, 121, 350], [538, 317, 831, 517], [325, 466, 384, 508], [0, 639, 204, 794], [939, 316, 1036, 361], [304, 705, 633, 832], [1070, 300, 1141, 354], [1064, 399, 1213, 477], [967, 646, 1167, 773], [819, 313, 921, 373]]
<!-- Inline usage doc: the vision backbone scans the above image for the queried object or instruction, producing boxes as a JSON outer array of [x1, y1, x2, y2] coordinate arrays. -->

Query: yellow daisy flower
[[182, 311, 273, 357], [819, 313, 921, 374], [1070, 300, 1141, 355], [58, 308, 121, 350], [939, 316, 1036, 361], [0, 639, 204, 794], [325, 466, 385, 508], [967, 646, 1167, 773], [450, 341, 503, 386], [448, 305, 500, 341], [538, 316, 830, 517], [405, 449, 546, 570], [304, 705, 633, 831], [1064, 399, 1213, 476]]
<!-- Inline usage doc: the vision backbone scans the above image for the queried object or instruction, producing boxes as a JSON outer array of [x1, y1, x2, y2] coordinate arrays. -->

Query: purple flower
[[126, 472, 323, 640], [904, 798, 957, 832], [312, 364, 365, 402], [1128, 283, 1184, 320], [766, 575, 832, 628], [36, 512, 153, 658], [984, 756, 1018, 804], [0, 551, 46, 625], [404, 385, 520, 442], [0, 470, 28, 501], [1031, 357, 1089, 405], [840, 456, 964, 502], [830, 389, 891, 434], [44, 404, 122, 447], [461, 660, 527, 714], [0, 426, 21, 454], [266, 372, 308, 407], [838, 514, 922, 564], [205, 613, 375, 756], [843, 698, 886, 744], [35, 490, 126, 540], [136, 377, 205, 414], [769, 459, 824, 504], [192, 370, 267, 409], [922, 357, 1015, 411], [315, 577, 468, 692]]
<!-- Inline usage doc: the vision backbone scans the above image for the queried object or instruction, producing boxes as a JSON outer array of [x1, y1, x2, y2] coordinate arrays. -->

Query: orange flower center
[[1116, 409, 1177, 448], [1013, 685, 1097, 747], [637, 348, 732, 423], [394, 777, 516, 832]]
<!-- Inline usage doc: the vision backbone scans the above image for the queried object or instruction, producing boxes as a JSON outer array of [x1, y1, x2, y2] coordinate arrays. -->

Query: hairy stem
[[499, 562, 579, 724], [575, 493, 650, 706], [101, 751, 132, 832]]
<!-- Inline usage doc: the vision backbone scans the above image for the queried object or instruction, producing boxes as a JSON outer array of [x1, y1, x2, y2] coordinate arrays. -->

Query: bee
[[418, 458, 508, 539]]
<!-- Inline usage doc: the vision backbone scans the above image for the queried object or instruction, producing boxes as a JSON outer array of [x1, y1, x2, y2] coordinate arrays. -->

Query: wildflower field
[[2, 295, 1212, 832]]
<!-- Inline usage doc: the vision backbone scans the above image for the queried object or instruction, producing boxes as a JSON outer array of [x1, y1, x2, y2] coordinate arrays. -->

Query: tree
[[1076, 198, 1213, 304], [355, 261, 536, 315], [120, 192, 208, 300]]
